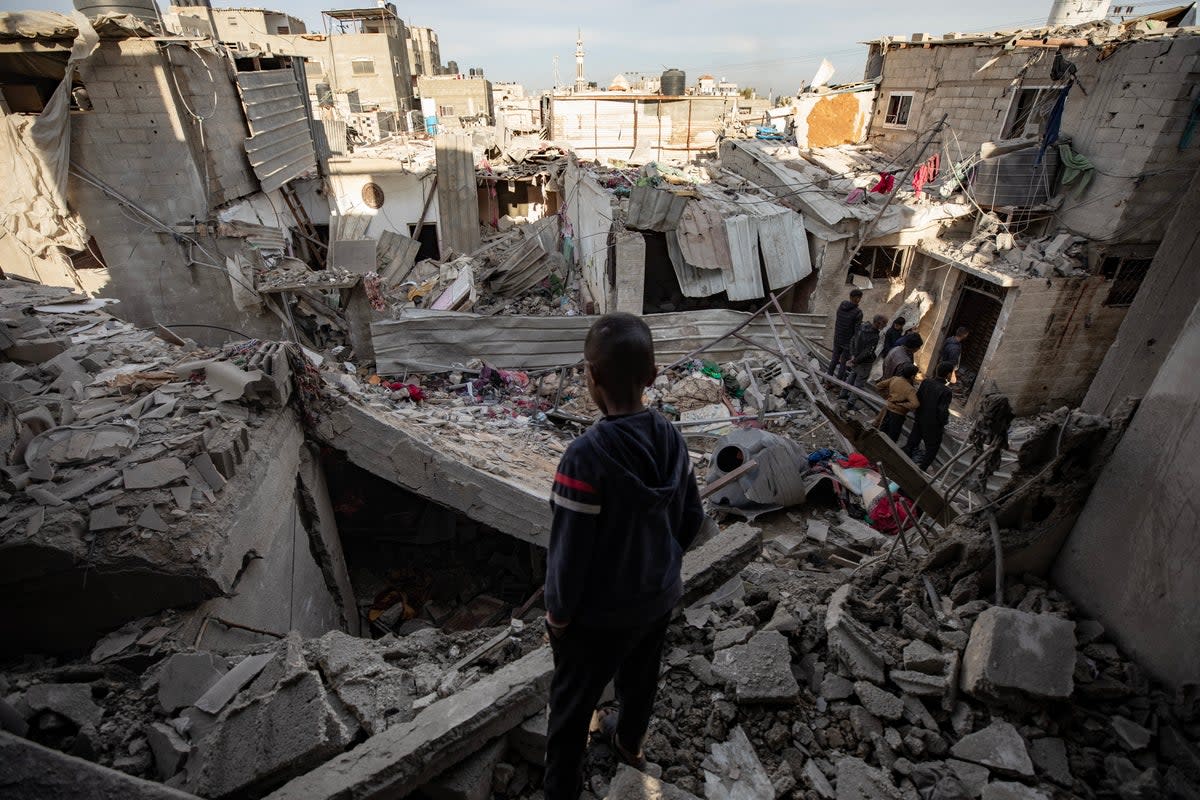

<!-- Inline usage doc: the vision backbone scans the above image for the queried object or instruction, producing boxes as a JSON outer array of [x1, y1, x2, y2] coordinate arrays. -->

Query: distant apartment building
[[407, 25, 445, 79], [417, 74, 494, 129], [167, 6, 308, 41]]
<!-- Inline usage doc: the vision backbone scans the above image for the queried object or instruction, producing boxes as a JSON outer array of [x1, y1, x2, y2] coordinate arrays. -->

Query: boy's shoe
[[594, 707, 660, 776]]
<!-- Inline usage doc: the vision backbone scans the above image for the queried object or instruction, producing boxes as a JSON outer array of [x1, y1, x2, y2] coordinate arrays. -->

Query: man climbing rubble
[[542, 312, 705, 800], [827, 288, 864, 382], [842, 314, 888, 411]]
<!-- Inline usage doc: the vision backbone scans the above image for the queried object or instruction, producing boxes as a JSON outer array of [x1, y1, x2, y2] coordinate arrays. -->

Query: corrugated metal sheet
[[723, 214, 764, 301], [332, 212, 372, 241], [677, 200, 732, 271], [626, 185, 690, 232], [435, 133, 480, 255], [372, 308, 829, 374], [666, 232, 725, 298], [235, 68, 318, 193], [485, 217, 561, 296], [377, 230, 420, 282], [750, 204, 813, 289]]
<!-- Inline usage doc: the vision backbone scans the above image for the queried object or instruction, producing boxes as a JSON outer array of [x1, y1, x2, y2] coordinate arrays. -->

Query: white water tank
[[73, 0, 161, 27], [1046, 0, 1109, 26]]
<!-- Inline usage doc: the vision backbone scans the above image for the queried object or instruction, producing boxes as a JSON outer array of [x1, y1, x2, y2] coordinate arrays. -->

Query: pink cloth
[[869, 173, 895, 194], [911, 153, 941, 197]]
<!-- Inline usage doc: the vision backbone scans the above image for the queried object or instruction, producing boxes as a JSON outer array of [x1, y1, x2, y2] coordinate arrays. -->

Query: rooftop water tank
[[661, 68, 686, 97], [73, 0, 160, 27]]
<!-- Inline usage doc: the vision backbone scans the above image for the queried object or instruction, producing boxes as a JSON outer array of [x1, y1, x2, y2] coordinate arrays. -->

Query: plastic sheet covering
[[0, 11, 78, 39], [0, 12, 98, 259]]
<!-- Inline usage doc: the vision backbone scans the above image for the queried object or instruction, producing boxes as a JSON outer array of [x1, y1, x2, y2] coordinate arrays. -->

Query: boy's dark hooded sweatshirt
[[545, 409, 703, 628]]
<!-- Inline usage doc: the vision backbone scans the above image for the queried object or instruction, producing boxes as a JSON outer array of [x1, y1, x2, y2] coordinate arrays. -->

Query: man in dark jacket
[[842, 314, 887, 410], [543, 313, 705, 800], [882, 317, 907, 354], [827, 288, 864, 380], [904, 361, 954, 469], [881, 334, 923, 379], [941, 327, 969, 382]]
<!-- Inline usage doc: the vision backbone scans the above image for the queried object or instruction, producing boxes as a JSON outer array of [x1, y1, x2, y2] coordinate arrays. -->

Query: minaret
[[574, 29, 586, 93]]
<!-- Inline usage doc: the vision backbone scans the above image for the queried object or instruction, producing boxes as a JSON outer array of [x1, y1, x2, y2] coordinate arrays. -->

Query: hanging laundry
[[1058, 142, 1094, 195], [1038, 81, 1073, 163], [911, 153, 941, 197], [869, 172, 895, 194], [845, 187, 866, 204]]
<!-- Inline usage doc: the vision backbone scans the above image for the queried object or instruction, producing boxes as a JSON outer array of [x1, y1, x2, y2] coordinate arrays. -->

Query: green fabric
[[1059, 143, 1094, 195]]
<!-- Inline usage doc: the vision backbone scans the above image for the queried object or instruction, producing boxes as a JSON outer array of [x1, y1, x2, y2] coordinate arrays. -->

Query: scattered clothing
[[911, 153, 941, 197], [1059, 142, 1094, 195], [869, 172, 895, 194], [880, 345, 915, 380], [836, 453, 873, 469], [1039, 81, 1073, 163], [868, 493, 917, 535], [845, 187, 866, 204]]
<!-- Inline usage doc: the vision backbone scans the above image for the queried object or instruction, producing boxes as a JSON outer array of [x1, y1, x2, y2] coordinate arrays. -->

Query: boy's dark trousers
[[904, 421, 944, 469], [880, 411, 907, 442], [543, 612, 671, 800]]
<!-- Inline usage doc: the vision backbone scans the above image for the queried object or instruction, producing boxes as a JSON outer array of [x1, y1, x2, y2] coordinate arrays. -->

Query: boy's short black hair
[[897, 363, 919, 380], [905, 334, 924, 351], [935, 361, 955, 379], [584, 312, 656, 394], [956, 326, 971, 337], [893, 317, 906, 327], [849, 288, 864, 299]]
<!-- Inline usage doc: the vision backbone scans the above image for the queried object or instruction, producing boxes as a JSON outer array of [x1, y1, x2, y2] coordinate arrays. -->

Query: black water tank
[[661, 68, 686, 96]]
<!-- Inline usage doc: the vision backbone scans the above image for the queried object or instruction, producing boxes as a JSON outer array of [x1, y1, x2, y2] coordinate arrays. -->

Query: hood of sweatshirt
[[586, 410, 688, 510], [837, 300, 858, 314]]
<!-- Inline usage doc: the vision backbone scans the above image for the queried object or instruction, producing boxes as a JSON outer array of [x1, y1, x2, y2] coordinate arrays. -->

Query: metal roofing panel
[[676, 199, 732, 271], [750, 205, 813, 289], [723, 214, 764, 301], [666, 232, 725, 298], [235, 67, 318, 193], [626, 186, 690, 232]]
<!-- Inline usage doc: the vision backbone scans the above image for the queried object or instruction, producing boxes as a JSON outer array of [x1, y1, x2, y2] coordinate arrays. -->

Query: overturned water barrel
[[706, 428, 808, 512], [972, 142, 1060, 209]]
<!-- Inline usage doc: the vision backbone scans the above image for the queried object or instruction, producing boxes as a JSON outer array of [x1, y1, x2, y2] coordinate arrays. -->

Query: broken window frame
[[882, 92, 913, 129], [351, 57, 376, 76], [1100, 255, 1153, 307], [847, 245, 908, 283], [308, 58, 324, 76], [1000, 86, 1052, 140]]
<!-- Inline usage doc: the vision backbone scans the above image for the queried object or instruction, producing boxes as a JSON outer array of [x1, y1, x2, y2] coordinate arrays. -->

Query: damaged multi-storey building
[[2, 2, 1200, 800]]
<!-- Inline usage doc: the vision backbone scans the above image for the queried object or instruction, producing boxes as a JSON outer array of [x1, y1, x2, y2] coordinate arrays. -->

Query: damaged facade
[[2, 3, 1200, 800]]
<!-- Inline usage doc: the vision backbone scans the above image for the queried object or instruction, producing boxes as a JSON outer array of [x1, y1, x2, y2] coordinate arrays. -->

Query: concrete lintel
[[917, 244, 1018, 287], [266, 647, 554, 800], [680, 521, 763, 607]]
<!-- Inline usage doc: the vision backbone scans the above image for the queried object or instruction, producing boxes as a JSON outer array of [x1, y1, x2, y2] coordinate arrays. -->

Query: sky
[[17, 0, 1060, 93]]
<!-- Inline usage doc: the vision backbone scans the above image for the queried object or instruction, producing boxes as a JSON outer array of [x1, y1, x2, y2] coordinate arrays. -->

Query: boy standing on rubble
[[543, 312, 705, 800]]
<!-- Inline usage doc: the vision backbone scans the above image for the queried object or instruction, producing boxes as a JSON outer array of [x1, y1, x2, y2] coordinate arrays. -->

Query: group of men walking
[[828, 288, 970, 469]]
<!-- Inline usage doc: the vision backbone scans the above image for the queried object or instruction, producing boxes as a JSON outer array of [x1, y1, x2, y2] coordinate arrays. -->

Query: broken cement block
[[157, 652, 228, 713], [89, 504, 126, 531], [23, 683, 103, 728], [136, 505, 170, 533], [679, 522, 762, 607], [307, 630, 416, 735], [123, 457, 188, 490], [187, 669, 359, 798], [902, 640, 945, 675], [422, 737, 506, 800], [606, 762, 702, 799], [703, 726, 773, 800], [825, 585, 886, 683], [713, 625, 755, 651], [509, 707, 547, 765], [889, 669, 948, 698], [1112, 716, 1152, 751], [267, 648, 554, 800], [950, 721, 1035, 778], [193, 652, 274, 715], [711, 631, 799, 704], [146, 721, 190, 780], [1029, 737, 1072, 786], [807, 519, 829, 543], [821, 674, 854, 701], [981, 782, 1049, 800], [805, 760, 835, 799], [835, 756, 902, 799], [853, 682, 903, 721], [190, 453, 226, 492], [948, 759, 989, 797], [961, 608, 1074, 704]]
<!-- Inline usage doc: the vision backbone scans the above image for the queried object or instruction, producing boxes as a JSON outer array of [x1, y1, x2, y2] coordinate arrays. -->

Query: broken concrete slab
[[902, 640, 945, 675], [23, 683, 104, 728], [607, 762, 703, 799], [712, 625, 755, 651], [889, 669, 949, 698], [123, 457, 188, 490], [948, 759, 990, 797], [146, 721, 190, 779], [703, 726, 773, 800], [825, 585, 886, 683], [157, 652, 228, 713], [680, 523, 763, 607], [422, 737, 506, 800], [136, 505, 170, 532], [266, 647, 554, 800], [711, 630, 799, 704], [193, 652, 274, 715], [1029, 737, 1072, 786], [981, 781, 1049, 800], [821, 674, 855, 701], [835, 756, 902, 799], [187, 668, 359, 798], [805, 760, 835, 799], [509, 707, 547, 765], [961, 608, 1075, 704], [0, 731, 196, 799], [1111, 716, 1152, 751], [853, 682, 903, 721], [307, 630, 416, 735], [950, 721, 1035, 778]]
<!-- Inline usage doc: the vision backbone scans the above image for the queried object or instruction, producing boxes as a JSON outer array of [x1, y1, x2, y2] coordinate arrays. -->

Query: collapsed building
[[1, 4, 1199, 800]]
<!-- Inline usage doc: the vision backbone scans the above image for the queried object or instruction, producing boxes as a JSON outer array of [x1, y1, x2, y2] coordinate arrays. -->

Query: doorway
[[943, 275, 1006, 400], [408, 223, 440, 261]]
